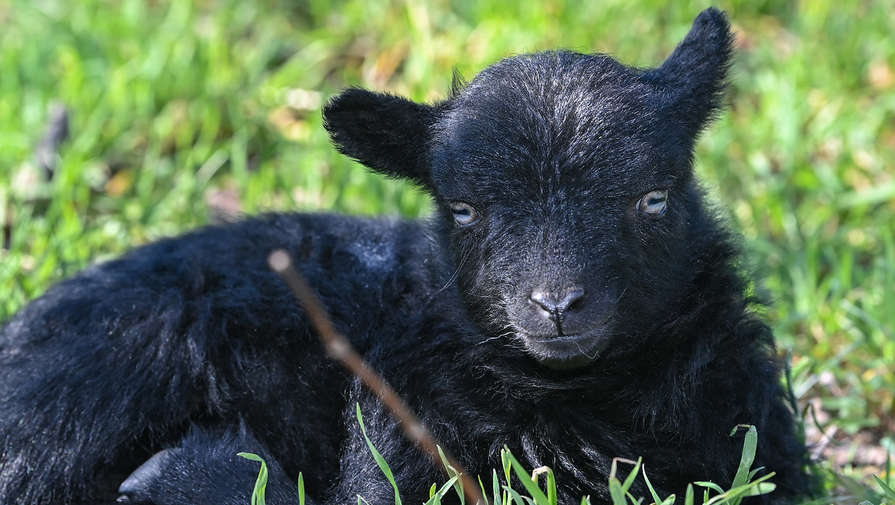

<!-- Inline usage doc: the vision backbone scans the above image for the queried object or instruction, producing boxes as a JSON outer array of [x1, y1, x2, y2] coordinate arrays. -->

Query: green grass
[[1, 0, 893, 499], [237, 410, 892, 505]]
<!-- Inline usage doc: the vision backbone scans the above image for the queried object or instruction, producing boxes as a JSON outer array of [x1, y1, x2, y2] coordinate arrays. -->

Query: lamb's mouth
[[519, 331, 609, 368]]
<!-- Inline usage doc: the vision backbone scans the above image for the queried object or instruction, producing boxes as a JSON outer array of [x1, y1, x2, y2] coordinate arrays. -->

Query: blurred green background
[[1, 0, 893, 496]]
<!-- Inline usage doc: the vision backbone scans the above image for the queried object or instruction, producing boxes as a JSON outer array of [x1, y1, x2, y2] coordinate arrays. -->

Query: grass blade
[[608, 477, 627, 505], [356, 403, 402, 505], [874, 475, 895, 500], [694, 481, 725, 495], [640, 465, 662, 505], [479, 474, 490, 505], [611, 458, 642, 494], [438, 445, 466, 505], [503, 448, 550, 505], [425, 476, 460, 505], [238, 452, 268, 505], [503, 485, 531, 505], [729, 425, 758, 495]]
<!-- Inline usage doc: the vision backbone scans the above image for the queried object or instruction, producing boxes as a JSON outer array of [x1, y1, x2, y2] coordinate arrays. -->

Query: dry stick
[[268, 249, 485, 505]]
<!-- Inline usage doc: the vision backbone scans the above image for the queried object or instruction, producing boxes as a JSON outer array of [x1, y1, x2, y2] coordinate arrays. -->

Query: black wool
[[0, 9, 816, 505]]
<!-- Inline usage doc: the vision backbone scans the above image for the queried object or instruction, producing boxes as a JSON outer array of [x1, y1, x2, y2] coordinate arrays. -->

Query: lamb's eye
[[636, 190, 668, 216], [449, 202, 479, 226]]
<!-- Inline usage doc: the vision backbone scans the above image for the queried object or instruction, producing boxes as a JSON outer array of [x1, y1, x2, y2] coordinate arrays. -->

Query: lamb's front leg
[[326, 382, 449, 505], [117, 425, 301, 505]]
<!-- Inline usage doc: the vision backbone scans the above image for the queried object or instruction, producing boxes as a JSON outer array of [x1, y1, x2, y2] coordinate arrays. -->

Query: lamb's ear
[[645, 8, 733, 135], [323, 88, 437, 188]]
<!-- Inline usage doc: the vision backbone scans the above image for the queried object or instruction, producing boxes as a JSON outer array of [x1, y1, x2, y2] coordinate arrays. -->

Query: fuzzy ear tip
[[695, 7, 728, 25], [694, 7, 729, 31], [691, 7, 733, 50], [322, 88, 366, 123]]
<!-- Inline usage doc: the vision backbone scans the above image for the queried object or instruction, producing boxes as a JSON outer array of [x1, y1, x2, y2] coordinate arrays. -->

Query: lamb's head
[[324, 8, 733, 368]]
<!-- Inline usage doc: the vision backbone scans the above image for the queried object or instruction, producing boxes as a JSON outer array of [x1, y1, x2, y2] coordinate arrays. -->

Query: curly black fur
[[0, 9, 816, 505]]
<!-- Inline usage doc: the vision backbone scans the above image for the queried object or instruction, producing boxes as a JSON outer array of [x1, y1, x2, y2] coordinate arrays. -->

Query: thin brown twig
[[268, 249, 485, 505]]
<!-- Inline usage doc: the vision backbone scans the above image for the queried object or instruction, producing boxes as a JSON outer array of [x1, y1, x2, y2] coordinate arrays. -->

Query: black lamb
[[0, 8, 815, 505]]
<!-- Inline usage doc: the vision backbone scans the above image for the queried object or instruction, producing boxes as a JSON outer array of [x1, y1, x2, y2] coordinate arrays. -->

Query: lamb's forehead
[[455, 52, 648, 113], [442, 52, 672, 149], [431, 51, 686, 192], [463, 51, 641, 94]]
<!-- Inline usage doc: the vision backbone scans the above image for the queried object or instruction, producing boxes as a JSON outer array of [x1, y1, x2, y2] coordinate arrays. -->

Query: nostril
[[562, 287, 585, 311], [529, 290, 556, 314], [529, 287, 586, 316]]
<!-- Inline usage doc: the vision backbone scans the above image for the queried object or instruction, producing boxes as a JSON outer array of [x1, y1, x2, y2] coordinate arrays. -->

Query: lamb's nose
[[529, 287, 585, 318]]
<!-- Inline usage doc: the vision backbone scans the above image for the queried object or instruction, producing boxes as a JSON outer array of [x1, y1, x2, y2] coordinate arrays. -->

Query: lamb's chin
[[519, 332, 610, 369]]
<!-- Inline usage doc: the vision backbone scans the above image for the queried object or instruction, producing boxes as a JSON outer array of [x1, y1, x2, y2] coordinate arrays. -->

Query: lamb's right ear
[[323, 88, 437, 188], [645, 8, 733, 137]]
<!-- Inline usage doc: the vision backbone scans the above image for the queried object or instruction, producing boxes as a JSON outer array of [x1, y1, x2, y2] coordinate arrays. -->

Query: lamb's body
[[0, 214, 419, 503], [0, 9, 816, 505], [1, 212, 811, 505]]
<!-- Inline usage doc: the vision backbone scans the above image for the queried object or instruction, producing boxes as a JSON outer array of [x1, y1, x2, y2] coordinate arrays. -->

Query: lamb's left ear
[[323, 88, 437, 188], [644, 8, 733, 135]]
